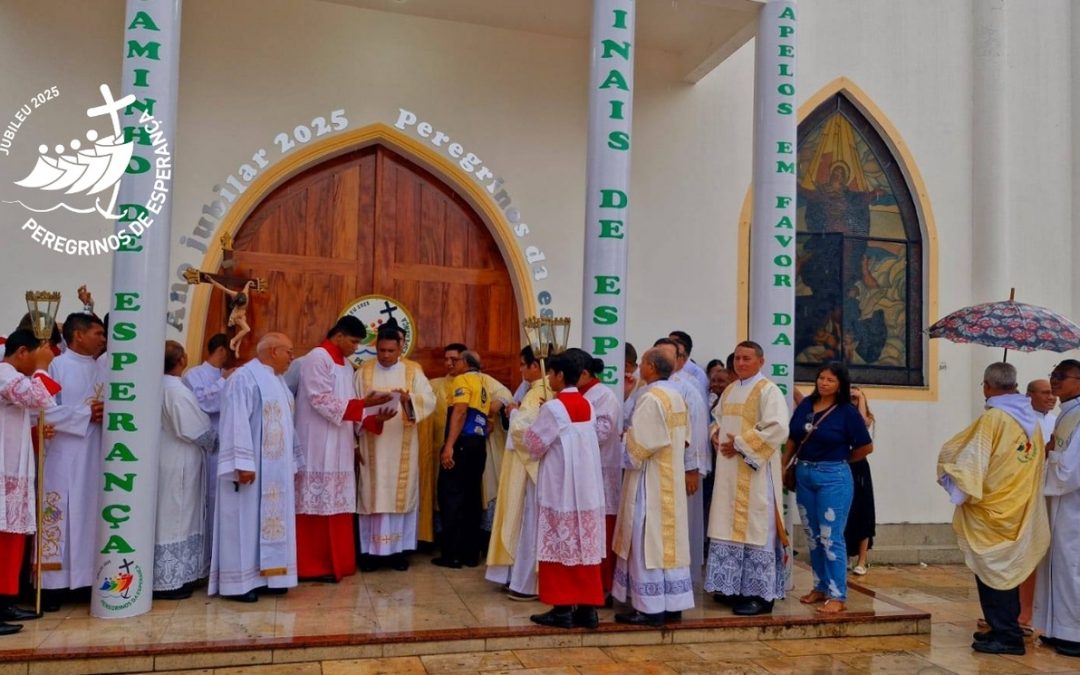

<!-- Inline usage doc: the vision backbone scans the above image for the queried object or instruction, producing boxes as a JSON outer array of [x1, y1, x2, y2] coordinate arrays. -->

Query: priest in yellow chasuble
[[937, 362, 1049, 655], [705, 341, 790, 616], [355, 325, 435, 571], [612, 348, 693, 626], [486, 346, 548, 599]]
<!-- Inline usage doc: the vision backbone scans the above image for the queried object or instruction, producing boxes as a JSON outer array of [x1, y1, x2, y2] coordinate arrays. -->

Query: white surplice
[[0, 364, 58, 535], [209, 360, 301, 596], [183, 360, 225, 564], [41, 350, 104, 589], [355, 359, 435, 555], [682, 359, 711, 410], [582, 382, 623, 517], [523, 389, 606, 567], [294, 345, 359, 516], [1033, 397, 1080, 642], [669, 370, 711, 585], [157, 375, 215, 589]]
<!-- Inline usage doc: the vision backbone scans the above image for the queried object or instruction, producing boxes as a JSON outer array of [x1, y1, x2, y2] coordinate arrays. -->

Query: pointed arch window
[[795, 93, 924, 386]]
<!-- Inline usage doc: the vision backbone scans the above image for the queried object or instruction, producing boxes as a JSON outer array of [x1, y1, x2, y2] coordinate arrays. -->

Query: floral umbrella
[[929, 297, 1080, 359]]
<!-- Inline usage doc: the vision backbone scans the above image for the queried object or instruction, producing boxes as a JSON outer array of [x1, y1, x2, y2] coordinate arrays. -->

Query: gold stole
[[361, 359, 421, 512]]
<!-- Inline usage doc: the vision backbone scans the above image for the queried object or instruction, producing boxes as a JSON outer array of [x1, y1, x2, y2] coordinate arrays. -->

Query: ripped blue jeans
[[795, 460, 854, 601]]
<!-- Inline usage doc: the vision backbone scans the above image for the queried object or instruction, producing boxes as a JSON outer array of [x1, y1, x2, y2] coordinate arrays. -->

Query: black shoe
[[973, 630, 992, 642], [603, 595, 614, 609], [1038, 635, 1063, 648], [224, 591, 258, 603], [530, 606, 574, 629], [258, 586, 287, 596], [431, 557, 463, 569], [41, 589, 63, 613], [972, 640, 1025, 655], [462, 558, 480, 568], [359, 555, 379, 573], [0, 605, 38, 621], [1054, 640, 1080, 657], [391, 554, 409, 572], [614, 610, 665, 626], [152, 587, 193, 601], [572, 606, 599, 629], [507, 590, 538, 602], [712, 593, 741, 607], [300, 574, 339, 584], [732, 598, 773, 616], [0, 622, 22, 636], [664, 611, 683, 623]]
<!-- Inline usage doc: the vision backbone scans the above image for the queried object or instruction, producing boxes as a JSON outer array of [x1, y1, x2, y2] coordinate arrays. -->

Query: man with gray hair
[[937, 362, 1049, 655], [210, 332, 302, 602], [435, 349, 491, 567]]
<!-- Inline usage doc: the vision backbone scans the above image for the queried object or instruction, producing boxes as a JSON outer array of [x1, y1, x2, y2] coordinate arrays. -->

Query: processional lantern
[[24, 289, 60, 618], [25, 291, 62, 340], [522, 316, 572, 397]]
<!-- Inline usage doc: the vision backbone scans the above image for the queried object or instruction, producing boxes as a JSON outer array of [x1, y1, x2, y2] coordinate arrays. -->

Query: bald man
[[209, 333, 302, 602]]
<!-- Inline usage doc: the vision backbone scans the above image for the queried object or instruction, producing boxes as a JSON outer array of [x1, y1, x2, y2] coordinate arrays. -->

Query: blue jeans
[[795, 460, 854, 601]]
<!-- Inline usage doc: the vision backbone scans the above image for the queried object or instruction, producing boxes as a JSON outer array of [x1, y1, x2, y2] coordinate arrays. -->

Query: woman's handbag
[[783, 404, 838, 491]]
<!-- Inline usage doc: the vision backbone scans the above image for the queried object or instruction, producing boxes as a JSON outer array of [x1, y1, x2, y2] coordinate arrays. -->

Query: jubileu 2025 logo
[[1, 83, 172, 256]]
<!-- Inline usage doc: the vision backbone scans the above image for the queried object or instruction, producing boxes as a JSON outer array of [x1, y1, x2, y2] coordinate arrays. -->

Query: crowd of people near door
[[0, 288, 1077, 662]]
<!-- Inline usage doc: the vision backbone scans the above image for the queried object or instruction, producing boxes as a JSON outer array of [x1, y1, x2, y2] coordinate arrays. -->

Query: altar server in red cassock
[[524, 350, 606, 630]]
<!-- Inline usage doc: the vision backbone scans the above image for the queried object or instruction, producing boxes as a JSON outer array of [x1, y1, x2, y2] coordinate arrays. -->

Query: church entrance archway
[[203, 144, 522, 386]]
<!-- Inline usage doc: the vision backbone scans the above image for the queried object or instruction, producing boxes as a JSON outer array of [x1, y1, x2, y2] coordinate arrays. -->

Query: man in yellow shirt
[[434, 350, 491, 568]]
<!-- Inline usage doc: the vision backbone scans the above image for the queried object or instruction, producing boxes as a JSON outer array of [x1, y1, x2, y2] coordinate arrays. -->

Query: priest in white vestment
[[294, 317, 389, 582], [182, 331, 231, 567], [705, 341, 790, 616], [612, 348, 694, 626], [156, 342, 216, 599], [486, 346, 548, 599], [524, 352, 605, 630], [1033, 359, 1080, 658], [575, 352, 623, 599], [0, 331, 60, 633], [660, 339, 711, 587], [40, 313, 106, 609], [669, 331, 710, 405], [209, 333, 301, 602], [355, 326, 435, 571]]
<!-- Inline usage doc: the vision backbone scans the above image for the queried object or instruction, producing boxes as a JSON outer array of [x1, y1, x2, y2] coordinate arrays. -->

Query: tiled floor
[[3, 562, 1076, 673]]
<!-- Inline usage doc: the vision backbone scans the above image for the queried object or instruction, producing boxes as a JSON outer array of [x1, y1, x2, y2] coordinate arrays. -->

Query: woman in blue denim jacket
[[780, 363, 873, 614]]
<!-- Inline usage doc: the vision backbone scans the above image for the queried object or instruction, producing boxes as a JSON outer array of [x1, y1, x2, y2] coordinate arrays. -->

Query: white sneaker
[[852, 564, 868, 576]]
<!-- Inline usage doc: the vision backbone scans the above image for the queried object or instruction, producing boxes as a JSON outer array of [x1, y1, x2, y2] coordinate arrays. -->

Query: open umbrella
[[928, 289, 1080, 361]]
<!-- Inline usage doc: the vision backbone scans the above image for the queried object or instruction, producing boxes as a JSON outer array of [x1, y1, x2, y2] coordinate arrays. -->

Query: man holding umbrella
[[937, 362, 1049, 656]]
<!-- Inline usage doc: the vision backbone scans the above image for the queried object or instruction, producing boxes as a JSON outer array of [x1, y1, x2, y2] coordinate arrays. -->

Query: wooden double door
[[206, 145, 521, 386]]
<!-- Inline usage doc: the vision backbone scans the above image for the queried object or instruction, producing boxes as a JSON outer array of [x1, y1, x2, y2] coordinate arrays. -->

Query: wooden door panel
[[209, 143, 520, 389]]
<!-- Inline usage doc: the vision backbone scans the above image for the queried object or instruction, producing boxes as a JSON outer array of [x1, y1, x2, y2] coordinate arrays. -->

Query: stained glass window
[[795, 93, 924, 386]]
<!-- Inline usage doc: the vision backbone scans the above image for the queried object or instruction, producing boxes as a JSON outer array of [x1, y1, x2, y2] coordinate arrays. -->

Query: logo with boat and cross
[[339, 295, 417, 368]]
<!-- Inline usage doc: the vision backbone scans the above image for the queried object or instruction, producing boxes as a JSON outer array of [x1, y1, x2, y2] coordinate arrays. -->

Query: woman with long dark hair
[[780, 362, 873, 613]]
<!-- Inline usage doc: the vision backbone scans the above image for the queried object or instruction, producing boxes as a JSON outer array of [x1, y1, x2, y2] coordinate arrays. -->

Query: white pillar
[[972, 0, 1008, 304], [92, 0, 181, 618], [581, 0, 634, 394], [1072, 1, 1080, 322], [749, 0, 797, 589], [749, 0, 797, 399]]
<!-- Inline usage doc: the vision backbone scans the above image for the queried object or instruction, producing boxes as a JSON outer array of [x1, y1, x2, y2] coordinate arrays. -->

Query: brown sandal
[[816, 600, 846, 614], [799, 591, 827, 605]]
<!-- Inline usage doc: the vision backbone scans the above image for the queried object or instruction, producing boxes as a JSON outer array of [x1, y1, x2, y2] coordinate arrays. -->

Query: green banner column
[[581, 0, 635, 394], [748, 0, 797, 586], [92, 0, 181, 618]]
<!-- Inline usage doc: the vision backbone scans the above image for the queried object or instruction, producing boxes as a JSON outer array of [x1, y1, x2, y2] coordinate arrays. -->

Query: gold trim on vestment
[[260, 567, 287, 576], [721, 403, 745, 417], [625, 431, 653, 464], [742, 428, 771, 462], [651, 387, 684, 568], [730, 379, 769, 542]]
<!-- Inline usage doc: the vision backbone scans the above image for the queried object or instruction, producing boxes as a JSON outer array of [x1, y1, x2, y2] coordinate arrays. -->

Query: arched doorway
[[203, 144, 522, 386]]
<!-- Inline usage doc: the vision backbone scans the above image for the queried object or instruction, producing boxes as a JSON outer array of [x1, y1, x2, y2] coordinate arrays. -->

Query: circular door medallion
[[339, 294, 417, 368]]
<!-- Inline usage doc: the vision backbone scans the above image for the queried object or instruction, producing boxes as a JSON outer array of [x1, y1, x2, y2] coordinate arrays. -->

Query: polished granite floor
[[5, 563, 1077, 673], [0, 557, 918, 656]]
